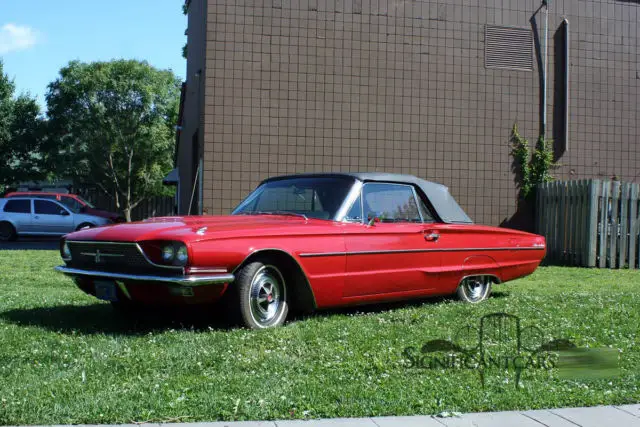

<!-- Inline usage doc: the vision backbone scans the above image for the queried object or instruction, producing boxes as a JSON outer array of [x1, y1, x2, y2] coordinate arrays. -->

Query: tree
[[46, 60, 181, 221], [0, 60, 44, 192]]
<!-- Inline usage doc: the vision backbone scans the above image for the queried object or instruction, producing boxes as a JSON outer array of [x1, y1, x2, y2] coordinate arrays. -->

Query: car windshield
[[232, 177, 355, 220], [75, 195, 95, 208]]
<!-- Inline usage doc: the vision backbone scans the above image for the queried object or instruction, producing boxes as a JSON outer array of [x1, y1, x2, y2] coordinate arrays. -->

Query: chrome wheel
[[248, 265, 286, 326], [458, 276, 492, 303]]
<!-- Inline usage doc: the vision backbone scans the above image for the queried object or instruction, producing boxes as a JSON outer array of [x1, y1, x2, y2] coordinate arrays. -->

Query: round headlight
[[62, 242, 71, 260], [176, 245, 188, 265], [162, 245, 175, 262]]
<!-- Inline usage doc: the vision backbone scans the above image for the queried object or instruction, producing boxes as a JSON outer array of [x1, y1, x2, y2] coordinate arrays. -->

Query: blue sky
[[0, 1, 187, 110]]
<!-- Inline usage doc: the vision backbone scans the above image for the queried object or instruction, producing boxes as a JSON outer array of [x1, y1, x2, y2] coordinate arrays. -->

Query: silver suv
[[0, 197, 111, 241]]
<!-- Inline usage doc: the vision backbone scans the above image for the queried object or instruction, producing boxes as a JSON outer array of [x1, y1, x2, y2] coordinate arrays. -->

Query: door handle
[[424, 231, 439, 242], [34, 215, 39, 219]]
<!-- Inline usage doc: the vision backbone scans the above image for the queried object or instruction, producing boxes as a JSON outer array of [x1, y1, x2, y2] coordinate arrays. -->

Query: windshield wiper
[[239, 210, 308, 220]]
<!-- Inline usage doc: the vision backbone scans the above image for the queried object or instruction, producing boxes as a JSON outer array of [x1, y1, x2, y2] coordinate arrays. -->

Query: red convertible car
[[56, 173, 546, 328]]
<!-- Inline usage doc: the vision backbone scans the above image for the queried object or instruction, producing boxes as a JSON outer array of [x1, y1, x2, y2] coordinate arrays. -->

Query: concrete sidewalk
[[12, 404, 640, 427]]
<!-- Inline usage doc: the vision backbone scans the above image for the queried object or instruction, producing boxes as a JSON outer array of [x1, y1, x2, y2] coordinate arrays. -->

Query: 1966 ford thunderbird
[[56, 173, 546, 328]]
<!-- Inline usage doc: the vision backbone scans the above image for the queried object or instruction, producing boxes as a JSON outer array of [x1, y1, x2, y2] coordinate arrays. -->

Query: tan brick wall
[[183, 0, 640, 226]]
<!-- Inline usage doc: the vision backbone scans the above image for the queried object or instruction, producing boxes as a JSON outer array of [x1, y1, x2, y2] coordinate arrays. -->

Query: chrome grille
[[66, 241, 179, 274]]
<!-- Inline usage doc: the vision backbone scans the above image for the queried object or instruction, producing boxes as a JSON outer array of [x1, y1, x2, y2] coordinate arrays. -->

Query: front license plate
[[95, 280, 118, 302]]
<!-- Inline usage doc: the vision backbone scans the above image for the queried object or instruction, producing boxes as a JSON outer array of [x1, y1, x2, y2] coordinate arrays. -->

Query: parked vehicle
[[55, 173, 546, 328], [5, 192, 124, 223], [0, 197, 112, 241]]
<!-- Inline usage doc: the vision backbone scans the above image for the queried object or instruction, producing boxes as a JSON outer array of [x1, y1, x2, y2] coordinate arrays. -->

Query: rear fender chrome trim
[[299, 247, 545, 257], [55, 266, 233, 286]]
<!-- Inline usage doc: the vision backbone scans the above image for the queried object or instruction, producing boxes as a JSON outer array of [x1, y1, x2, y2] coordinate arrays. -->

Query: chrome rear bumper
[[55, 266, 234, 286]]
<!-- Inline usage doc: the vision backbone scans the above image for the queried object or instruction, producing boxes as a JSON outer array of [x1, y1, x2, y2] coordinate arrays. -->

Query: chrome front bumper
[[55, 266, 234, 286]]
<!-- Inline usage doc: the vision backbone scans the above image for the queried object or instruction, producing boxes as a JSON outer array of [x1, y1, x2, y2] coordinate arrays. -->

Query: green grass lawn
[[0, 250, 639, 425]]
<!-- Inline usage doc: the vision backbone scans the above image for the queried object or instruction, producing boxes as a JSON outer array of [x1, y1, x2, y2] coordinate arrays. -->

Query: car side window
[[35, 200, 68, 216], [60, 197, 82, 213], [362, 183, 422, 223], [3, 200, 31, 213]]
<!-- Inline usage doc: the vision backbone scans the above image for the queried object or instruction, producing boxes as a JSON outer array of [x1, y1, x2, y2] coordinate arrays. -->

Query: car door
[[343, 182, 442, 298], [32, 199, 74, 234], [1, 199, 32, 233]]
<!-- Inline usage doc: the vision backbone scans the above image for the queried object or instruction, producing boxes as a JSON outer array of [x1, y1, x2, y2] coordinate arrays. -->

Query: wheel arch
[[461, 255, 503, 283], [232, 249, 317, 312], [0, 220, 17, 236], [458, 273, 502, 287], [0, 219, 17, 229]]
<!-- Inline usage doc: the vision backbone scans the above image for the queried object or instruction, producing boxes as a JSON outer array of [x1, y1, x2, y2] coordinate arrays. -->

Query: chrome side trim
[[299, 251, 347, 258], [299, 247, 545, 257], [55, 266, 233, 286]]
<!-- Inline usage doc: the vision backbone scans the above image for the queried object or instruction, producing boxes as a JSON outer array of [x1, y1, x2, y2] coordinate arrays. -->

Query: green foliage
[[511, 124, 554, 199], [1, 251, 640, 424], [182, 42, 188, 59], [0, 60, 46, 192], [45, 60, 181, 221], [531, 134, 555, 186]]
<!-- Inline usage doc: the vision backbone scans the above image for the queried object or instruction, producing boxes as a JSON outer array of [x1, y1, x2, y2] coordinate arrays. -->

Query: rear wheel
[[235, 259, 289, 329], [0, 222, 16, 241], [456, 276, 492, 303]]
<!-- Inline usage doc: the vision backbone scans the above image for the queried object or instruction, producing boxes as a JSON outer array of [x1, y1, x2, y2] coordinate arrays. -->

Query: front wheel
[[235, 260, 289, 329], [0, 222, 17, 242], [456, 276, 492, 303]]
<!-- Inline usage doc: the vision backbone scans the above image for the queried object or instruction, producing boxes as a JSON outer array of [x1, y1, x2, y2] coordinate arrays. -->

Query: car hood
[[65, 215, 342, 243], [84, 207, 122, 221]]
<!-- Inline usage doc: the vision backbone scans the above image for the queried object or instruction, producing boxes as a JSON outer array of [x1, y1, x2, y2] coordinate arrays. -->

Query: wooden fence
[[536, 180, 640, 268], [78, 188, 176, 222]]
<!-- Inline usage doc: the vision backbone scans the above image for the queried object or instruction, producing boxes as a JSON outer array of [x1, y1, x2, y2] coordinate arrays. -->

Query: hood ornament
[[196, 226, 207, 235]]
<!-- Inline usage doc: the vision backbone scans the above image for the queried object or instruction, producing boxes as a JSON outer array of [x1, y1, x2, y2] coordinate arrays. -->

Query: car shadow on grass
[[0, 303, 233, 335], [1, 291, 510, 335], [290, 290, 510, 321]]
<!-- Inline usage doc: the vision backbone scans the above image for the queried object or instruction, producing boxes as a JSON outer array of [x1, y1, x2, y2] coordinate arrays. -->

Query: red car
[[6, 192, 124, 222], [56, 173, 546, 329]]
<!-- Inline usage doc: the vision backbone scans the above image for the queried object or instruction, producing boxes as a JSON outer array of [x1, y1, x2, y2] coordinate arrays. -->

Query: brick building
[[175, 0, 639, 228]]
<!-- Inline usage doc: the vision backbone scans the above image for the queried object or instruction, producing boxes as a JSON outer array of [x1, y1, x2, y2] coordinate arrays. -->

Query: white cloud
[[0, 23, 39, 55]]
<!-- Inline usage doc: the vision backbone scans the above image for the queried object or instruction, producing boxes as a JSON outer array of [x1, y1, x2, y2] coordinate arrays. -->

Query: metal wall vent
[[485, 25, 533, 71]]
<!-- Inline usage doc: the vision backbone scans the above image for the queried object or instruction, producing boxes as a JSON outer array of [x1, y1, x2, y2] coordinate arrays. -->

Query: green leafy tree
[[46, 60, 181, 221], [0, 60, 45, 192]]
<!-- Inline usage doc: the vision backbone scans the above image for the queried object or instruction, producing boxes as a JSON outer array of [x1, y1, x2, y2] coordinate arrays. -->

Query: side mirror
[[60, 210, 70, 216], [367, 213, 381, 226]]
